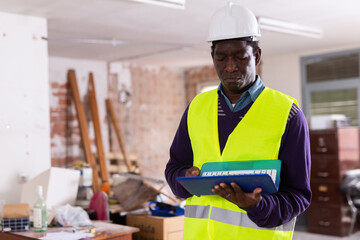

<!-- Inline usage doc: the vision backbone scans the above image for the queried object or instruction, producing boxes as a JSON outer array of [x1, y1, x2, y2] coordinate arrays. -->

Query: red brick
[[52, 91, 67, 97]]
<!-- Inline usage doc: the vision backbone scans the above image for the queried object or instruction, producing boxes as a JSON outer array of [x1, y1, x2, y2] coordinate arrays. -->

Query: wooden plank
[[105, 152, 138, 162], [105, 152, 139, 173], [88, 72, 109, 183], [68, 69, 100, 193], [105, 98, 132, 172]]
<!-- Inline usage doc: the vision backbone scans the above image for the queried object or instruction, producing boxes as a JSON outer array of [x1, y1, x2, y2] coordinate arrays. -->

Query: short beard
[[224, 74, 255, 94]]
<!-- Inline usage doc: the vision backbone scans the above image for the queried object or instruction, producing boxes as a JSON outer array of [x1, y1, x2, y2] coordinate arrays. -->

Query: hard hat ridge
[[208, 2, 261, 42]]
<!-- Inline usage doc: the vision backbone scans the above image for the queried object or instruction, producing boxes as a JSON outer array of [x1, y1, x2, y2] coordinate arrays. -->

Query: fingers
[[229, 183, 263, 208], [208, 181, 263, 209], [230, 182, 242, 192], [190, 169, 199, 176], [253, 187, 262, 195], [211, 183, 234, 199], [185, 167, 200, 177], [220, 183, 234, 196], [252, 187, 263, 202]]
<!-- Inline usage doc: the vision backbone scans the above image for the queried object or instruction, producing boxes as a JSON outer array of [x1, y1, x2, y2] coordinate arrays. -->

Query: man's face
[[211, 39, 261, 95]]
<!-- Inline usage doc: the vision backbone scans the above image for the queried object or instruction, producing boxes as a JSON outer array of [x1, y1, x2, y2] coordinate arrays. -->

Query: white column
[[0, 12, 50, 204]]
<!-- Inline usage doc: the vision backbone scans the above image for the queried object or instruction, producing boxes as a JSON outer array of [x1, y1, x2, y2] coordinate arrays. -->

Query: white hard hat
[[208, 2, 261, 42]]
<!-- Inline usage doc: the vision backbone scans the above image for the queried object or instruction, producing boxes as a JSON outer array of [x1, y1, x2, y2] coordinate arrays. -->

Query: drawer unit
[[311, 156, 340, 180], [310, 128, 360, 161], [307, 127, 360, 236], [311, 180, 343, 205], [310, 131, 338, 157], [308, 203, 351, 236]]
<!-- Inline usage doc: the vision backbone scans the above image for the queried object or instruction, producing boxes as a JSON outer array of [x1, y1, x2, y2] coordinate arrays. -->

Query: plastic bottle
[[33, 185, 47, 232]]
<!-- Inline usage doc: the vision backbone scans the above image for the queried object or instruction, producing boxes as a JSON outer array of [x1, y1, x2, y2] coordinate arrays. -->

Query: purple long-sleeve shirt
[[165, 85, 312, 228]]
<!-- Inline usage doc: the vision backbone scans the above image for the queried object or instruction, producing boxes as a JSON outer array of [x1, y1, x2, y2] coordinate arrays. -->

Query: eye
[[215, 55, 225, 62], [236, 55, 247, 61]]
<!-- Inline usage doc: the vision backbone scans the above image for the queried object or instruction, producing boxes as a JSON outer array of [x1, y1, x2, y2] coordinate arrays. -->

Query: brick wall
[[49, 57, 108, 168], [184, 65, 218, 104], [49, 59, 186, 180], [50, 80, 77, 167], [108, 64, 186, 178]]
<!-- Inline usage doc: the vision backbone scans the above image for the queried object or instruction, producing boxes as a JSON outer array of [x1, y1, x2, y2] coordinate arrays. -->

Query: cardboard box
[[2, 204, 30, 219], [1, 203, 30, 232], [127, 214, 184, 240]]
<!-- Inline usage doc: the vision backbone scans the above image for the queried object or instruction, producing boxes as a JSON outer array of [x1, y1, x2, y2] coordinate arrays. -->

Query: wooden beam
[[105, 152, 138, 162], [105, 98, 132, 172], [88, 72, 109, 183], [68, 70, 100, 193]]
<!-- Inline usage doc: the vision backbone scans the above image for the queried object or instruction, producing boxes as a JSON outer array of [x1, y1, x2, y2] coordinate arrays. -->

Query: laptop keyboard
[[201, 169, 277, 183]]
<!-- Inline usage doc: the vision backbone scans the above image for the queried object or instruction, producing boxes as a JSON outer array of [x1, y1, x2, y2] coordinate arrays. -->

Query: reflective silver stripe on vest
[[186, 205, 296, 231], [211, 207, 296, 231], [184, 205, 210, 219]]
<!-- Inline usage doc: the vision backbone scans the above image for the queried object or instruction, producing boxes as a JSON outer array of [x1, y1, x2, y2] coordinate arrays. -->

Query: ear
[[211, 45, 215, 60], [255, 48, 262, 66]]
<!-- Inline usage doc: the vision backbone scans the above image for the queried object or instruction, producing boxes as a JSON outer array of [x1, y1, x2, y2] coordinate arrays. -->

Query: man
[[165, 3, 311, 240]]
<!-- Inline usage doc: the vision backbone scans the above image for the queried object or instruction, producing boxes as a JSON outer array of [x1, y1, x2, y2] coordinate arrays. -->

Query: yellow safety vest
[[184, 87, 297, 240]]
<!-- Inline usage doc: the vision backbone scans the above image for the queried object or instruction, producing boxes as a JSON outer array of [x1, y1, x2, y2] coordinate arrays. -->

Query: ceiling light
[[49, 38, 126, 46], [128, 0, 185, 9], [257, 17, 323, 39]]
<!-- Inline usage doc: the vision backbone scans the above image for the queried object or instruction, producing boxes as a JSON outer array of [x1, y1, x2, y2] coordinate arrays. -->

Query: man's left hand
[[211, 182, 262, 209]]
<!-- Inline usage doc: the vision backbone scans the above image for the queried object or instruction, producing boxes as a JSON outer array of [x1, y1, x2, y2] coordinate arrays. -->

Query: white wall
[[261, 54, 302, 106], [0, 12, 50, 204]]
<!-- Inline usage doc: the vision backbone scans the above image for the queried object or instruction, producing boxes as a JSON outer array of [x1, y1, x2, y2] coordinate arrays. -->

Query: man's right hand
[[185, 166, 200, 177]]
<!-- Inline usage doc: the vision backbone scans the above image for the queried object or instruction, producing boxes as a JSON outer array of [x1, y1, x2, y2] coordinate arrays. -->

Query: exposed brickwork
[[50, 78, 84, 168], [184, 65, 218, 104], [108, 65, 186, 177], [49, 63, 187, 179], [49, 65, 107, 169]]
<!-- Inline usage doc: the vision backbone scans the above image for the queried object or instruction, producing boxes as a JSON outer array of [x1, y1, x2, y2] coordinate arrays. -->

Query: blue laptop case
[[176, 160, 281, 195]]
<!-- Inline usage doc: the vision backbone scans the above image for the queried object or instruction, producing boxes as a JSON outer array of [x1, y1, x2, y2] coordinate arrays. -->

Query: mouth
[[223, 77, 242, 82]]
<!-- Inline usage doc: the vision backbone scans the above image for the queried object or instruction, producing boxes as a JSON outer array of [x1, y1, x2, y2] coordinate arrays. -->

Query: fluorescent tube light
[[129, 0, 185, 9], [49, 38, 126, 46], [258, 16, 323, 39]]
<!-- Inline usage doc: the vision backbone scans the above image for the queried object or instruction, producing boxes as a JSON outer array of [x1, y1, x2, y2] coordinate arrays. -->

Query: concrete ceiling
[[1, 0, 360, 68]]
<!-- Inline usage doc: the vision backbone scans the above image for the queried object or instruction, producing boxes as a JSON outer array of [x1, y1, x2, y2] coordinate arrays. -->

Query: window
[[310, 89, 358, 126], [302, 50, 360, 128], [306, 53, 359, 83]]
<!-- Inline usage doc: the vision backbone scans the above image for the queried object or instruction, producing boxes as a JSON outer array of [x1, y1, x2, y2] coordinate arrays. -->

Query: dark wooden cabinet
[[307, 127, 360, 236]]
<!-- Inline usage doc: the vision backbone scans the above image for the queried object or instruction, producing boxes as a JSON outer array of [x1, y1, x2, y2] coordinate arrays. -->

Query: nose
[[225, 57, 238, 72]]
